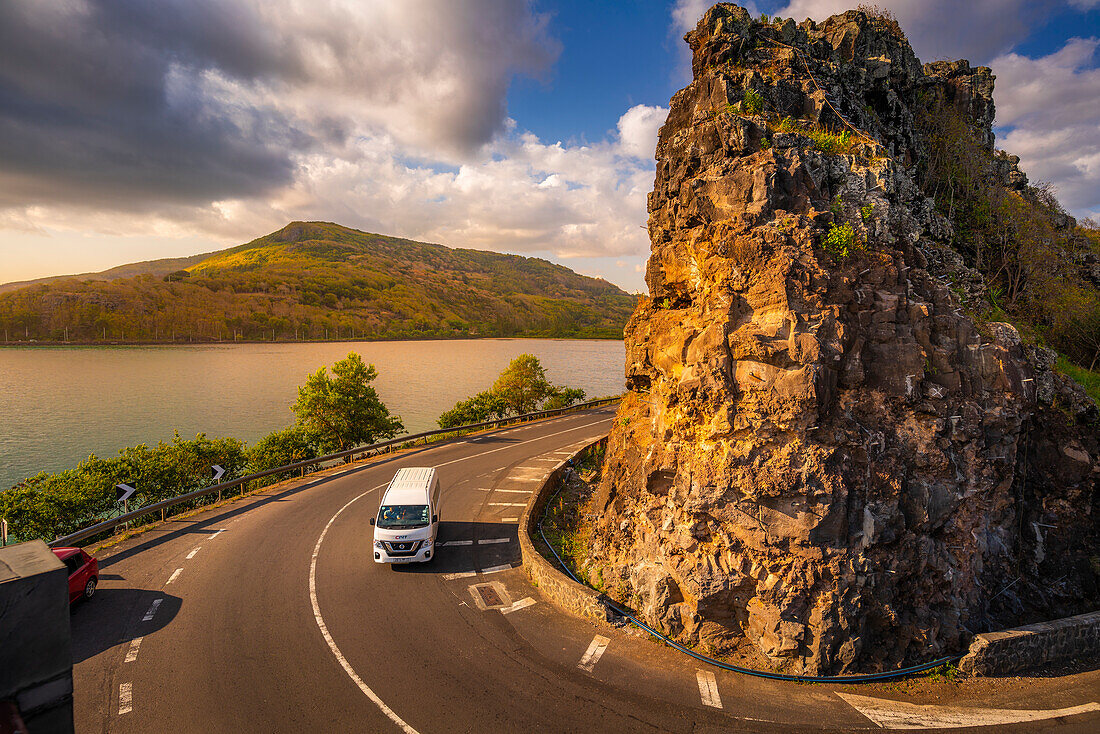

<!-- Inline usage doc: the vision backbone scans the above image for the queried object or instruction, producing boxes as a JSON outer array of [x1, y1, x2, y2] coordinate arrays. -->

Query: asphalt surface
[[67, 407, 1100, 733]]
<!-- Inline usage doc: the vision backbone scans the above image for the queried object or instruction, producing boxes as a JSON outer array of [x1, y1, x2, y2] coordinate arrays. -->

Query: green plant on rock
[[760, 136, 772, 151], [742, 88, 763, 115], [861, 203, 875, 222], [823, 223, 861, 259]]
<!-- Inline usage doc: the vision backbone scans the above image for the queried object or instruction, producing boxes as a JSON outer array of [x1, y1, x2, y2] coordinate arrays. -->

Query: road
[[68, 406, 1100, 733]]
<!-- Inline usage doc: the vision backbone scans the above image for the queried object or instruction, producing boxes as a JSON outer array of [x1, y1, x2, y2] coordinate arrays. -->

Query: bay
[[0, 339, 625, 491]]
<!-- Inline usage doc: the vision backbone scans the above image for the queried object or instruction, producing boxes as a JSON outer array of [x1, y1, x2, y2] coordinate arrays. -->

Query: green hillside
[[0, 222, 637, 342]]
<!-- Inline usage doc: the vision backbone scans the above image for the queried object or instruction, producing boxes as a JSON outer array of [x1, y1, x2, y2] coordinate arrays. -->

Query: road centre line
[[577, 636, 610, 672], [166, 568, 183, 585], [501, 597, 536, 615], [142, 598, 163, 622], [124, 637, 143, 663], [697, 670, 723, 709], [118, 682, 133, 715], [836, 693, 1100, 729], [186, 547, 200, 559], [432, 419, 611, 471]]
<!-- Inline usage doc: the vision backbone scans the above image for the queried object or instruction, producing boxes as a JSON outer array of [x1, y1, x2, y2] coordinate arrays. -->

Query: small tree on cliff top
[[292, 353, 404, 453]]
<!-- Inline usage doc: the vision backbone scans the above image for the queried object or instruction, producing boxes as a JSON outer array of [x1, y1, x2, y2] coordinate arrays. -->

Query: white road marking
[[481, 564, 512, 574], [166, 568, 183, 585], [501, 597, 536, 614], [438, 540, 473, 547], [697, 670, 722, 709], [836, 693, 1100, 730], [577, 635, 610, 672], [478, 538, 510, 544], [433, 420, 609, 470], [124, 637, 143, 663], [208, 529, 225, 540], [310, 482, 420, 734], [142, 598, 163, 622], [186, 547, 200, 559], [490, 488, 529, 494], [506, 477, 542, 482], [118, 682, 133, 715], [443, 571, 478, 580], [501, 517, 519, 522], [488, 502, 526, 507]]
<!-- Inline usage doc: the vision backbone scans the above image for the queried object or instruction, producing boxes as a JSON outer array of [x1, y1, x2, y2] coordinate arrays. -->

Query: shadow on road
[[462, 435, 520, 445], [70, 588, 182, 664], [389, 520, 520, 576]]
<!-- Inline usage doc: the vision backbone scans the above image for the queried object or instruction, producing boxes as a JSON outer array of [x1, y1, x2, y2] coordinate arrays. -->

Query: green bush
[[247, 426, 319, 480], [823, 223, 861, 258], [742, 88, 763, 115], [437, 354, 586, 427]]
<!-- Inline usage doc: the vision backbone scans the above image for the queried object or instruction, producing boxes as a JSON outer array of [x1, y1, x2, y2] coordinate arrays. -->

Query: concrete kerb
[[958, 609, 1100, 676], [519, 437, 613, 624]]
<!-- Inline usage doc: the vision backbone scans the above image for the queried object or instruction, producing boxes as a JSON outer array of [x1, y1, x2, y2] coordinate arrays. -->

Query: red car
[[52, 548, 99, 604]]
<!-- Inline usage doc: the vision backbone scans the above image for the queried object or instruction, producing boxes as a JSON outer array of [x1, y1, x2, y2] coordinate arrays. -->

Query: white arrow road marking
[[696, 670, 722, 709], [118, 682, 132, 715], [124, 637, 143, 663], [208, 529, 226, 540], [836, 693, 1100, 730], [142, 598, 162, 622], [577, 636, 610, 672], [501, 597, 536, 615], [438, 540, 473, 547], [186, 547, 200, 559], [166, 568, 183, 585]]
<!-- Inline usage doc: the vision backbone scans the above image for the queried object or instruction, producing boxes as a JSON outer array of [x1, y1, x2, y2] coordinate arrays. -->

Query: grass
[[1057, 356, 1100, 406], [922, 663, 960, 683], [776, 116, 862, 155]]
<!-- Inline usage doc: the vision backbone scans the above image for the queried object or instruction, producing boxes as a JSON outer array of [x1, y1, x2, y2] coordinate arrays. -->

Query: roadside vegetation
[[0, 353, 400, 544], [536, 442, 605, 590], [436, 354, 586, 428], [0, 222, 636, 343]]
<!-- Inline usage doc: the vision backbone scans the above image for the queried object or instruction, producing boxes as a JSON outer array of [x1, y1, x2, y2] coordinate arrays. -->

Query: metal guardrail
[[48, 396, 621, 548]]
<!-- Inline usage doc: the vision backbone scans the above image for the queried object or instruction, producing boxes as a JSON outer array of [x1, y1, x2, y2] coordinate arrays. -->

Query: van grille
[[383, 540, 422, 556]]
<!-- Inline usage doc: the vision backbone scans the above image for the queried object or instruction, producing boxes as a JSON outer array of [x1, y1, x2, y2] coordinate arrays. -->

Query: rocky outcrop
[[589, 5, 1099, 675]]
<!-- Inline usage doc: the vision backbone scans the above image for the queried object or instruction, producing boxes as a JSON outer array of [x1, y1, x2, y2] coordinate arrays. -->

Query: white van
[[370, 467, 441, 564]]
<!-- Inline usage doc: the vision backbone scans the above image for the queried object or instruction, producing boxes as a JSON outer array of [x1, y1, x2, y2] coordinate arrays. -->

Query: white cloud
[[617, 104, 669, 159], [993, 37, 1100, 218]]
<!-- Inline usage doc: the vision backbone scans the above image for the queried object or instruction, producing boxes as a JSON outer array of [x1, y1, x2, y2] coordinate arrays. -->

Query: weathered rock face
[[590, 4, 1099, 674]]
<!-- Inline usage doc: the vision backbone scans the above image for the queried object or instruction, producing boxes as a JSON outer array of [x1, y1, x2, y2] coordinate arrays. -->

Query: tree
[[292, 353, 404, 453], [247, 426, 319, 480], [437, 391, 509, 429], [491, 353, 555, 415], [542, 387, 587, 411]]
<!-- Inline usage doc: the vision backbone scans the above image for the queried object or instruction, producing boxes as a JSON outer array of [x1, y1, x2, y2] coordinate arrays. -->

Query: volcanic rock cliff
[[590, 4, 1099, 674]]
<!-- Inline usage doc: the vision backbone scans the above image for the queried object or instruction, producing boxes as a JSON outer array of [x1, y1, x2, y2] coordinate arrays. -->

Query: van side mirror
[[432, 514, 438, 524], [369, 517, 375, 526]]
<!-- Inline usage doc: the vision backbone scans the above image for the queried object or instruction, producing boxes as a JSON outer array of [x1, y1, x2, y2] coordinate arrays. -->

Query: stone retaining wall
[[519, 438, 612, 624], [959, 610, 1100, 676]]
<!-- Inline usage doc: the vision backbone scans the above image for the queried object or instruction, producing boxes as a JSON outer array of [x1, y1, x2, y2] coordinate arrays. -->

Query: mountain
[[0, 222, 637, 342], [0, 251, 219, 294]]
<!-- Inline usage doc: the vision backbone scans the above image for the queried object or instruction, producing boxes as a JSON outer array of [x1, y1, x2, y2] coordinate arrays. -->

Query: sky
[[0, 1, 1098, 293]]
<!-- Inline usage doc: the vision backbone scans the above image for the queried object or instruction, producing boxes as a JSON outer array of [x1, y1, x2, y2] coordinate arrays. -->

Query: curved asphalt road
[[68, 407, 1100, 733]]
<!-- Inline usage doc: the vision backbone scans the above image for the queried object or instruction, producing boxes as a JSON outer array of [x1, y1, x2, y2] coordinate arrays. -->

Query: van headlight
[[421, 538, 433, 548], [374, 540, 384, 549]]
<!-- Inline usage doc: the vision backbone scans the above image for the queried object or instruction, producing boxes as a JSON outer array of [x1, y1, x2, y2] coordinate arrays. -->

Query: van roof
[[382, 467, 436, 505]]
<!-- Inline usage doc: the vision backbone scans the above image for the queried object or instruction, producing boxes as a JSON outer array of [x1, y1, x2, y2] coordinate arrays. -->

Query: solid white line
[[481, 564, 512, 574], [142, 598, 162, 622], [439, 540, 473, 547], [501, 597, 536, 615], [124, 637, 143, 663], [836, 693, 1100, 729], [208, 529, 225, 540], [697, 670, 722, 709], [118, 682, 132, 715], [506, 477, 542, 482], [442, 571, 477, 580], [310, 482, 420, 734], [186, 547, 200, 559], [166, 568, 183, 585], [491, 488, 530, 494], [479, 538, 510, 544], [501, 517, 518, 522], [488, 502, 526, 507], [577, 635, 610, 672]]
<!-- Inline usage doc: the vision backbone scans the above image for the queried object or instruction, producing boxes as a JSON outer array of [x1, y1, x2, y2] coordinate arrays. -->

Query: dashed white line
[[442, 571, 477, 580], [490, 488, 529, 494], [186, 547, 201, 559], [501, 517, 518, 522], [697, 670, 723, 709], [439, 540, 473, 547], [577, 635, 610, 672], [166, 568, 183, 585], [488, 502, 526, 507], [478, 538, 510, 545], [501, 597, 536, 615], [507, 477, 542, 482], [310, 482, 419, 734], [208, 529, 226, 540], [142, 598, 163, 622], [118, 682, 133, 715], [124, 637, 143, 663], [481, 564, 512, 574]]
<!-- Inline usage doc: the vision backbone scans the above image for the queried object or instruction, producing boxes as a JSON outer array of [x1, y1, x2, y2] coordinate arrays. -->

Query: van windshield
[[376, 504, 429, 529]]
